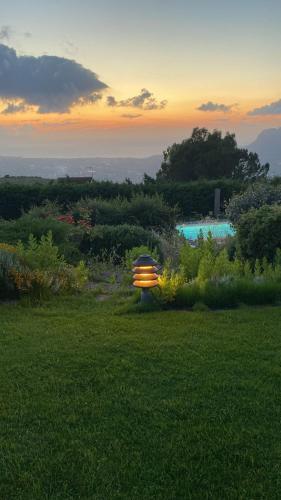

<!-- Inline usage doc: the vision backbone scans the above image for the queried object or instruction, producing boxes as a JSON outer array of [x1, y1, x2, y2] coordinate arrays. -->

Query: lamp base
[[140, 288, 152, 303]]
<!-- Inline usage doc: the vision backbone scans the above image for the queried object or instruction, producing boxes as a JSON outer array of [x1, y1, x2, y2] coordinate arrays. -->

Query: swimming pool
[[177, 221, 235, 240]]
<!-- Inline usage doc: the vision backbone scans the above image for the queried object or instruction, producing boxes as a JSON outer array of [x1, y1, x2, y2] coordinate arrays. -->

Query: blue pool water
[[177, 221, 235, 240]]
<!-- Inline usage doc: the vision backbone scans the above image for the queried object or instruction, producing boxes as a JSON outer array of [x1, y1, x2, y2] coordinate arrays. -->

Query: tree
[[156, 128, 269, 182]]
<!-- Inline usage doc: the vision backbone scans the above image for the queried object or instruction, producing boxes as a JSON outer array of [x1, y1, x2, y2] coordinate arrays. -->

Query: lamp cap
[[132, 254, 159, 267]]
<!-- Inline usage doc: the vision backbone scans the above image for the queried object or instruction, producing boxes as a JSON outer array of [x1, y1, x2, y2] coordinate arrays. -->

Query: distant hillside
[[0, 155, 162, 183], [248, 128, 281, 176]]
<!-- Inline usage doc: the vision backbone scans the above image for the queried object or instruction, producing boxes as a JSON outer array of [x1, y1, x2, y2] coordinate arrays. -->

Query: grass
[[1, 294, 281, 499]]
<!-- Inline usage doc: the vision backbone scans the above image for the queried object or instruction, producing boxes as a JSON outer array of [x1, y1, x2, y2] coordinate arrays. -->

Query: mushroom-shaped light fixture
[[132, 254, 160, 302]]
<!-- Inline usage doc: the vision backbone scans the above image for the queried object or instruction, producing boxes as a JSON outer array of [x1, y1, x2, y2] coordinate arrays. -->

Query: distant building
[[58, 176, 93, 183]]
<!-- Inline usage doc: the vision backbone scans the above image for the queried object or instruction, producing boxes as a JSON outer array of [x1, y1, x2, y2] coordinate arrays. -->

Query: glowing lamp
[[132, 254, 160, 302]]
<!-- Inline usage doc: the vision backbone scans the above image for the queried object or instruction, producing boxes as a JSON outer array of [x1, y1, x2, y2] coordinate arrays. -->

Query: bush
[[236, 205, 281, 262], [81, 224, 161, 262], [226, 182, 281, 223], [156, 263, 185, 304], [180, 242, 201, 281], [159, 232, 281, 309], [73, 194, 177, 231], [175, 279, 281, 309], [16, 232, 65, 271], [126, 194, 177, 230], [2, 232, 89, 302], [0, 214, 85, 263], [179, 233, 219, 282]]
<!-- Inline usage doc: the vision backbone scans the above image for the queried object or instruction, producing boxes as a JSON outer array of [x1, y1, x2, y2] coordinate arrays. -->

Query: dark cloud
[[1, 101, 28, 114], [248, 99, 281, 116], [0, 44, 107, 113], [0, 26, 12, 41], [80, 93, 102, 105], [107, 88, 167, 110], [24, 32, 32, 39], [197, 101, 234, 113], [107, 96, 118, 107], [121, 113, 142, 119]]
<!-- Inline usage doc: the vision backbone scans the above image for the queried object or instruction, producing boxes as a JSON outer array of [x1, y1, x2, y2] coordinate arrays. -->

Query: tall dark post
[[214, 188, 221, 218]]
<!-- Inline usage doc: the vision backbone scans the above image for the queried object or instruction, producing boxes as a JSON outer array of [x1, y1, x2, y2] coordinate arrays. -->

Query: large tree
[[156, 128, 269, 182]]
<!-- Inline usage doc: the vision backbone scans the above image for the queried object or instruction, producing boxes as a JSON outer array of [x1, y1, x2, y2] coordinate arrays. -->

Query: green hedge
[[0, 178, 244, 220], [75, 195, 177, 231], [81, 224, 161, 262]]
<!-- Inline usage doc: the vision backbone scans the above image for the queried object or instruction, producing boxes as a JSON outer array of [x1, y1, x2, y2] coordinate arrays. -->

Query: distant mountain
[[0, 155, 162, 183], [248, 128, 281, 176]]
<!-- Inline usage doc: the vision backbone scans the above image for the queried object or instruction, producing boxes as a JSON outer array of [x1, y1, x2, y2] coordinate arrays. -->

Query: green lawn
[[1, 295, 281, 499]]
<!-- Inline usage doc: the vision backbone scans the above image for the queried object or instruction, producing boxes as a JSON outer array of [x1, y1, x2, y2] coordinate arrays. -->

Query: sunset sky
[[0, 0, 281, 156]]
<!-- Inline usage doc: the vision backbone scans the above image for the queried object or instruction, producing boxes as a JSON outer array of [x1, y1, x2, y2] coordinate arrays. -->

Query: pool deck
[[178, 219, 230, 227]]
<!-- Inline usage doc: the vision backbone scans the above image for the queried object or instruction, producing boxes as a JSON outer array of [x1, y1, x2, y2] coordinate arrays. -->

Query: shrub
[[73, 197, 130, 226], [156, 263, 185, 304], [180, 233, 218, 282], [236, 204, 281, 262], [26, 200, 62, 219], [0, 214, 70, 245], [175, 279, 281, 309], [0, 215, 85, 263], [179, 243, 201, 281], [211, 249, 242, 281], [11, 232, 88, 301], [73, 194, 177, 230], [16, 232, 65, 271], [159, 231, 281, 309], [158, 230, 185, 267], [81, 224, 161, 262], [226, 182, 281, 223], [126, 194, 177, 230]]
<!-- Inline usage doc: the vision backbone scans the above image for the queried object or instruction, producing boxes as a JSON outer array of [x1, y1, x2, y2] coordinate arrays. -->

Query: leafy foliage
[[81, 224, 161, 263], [155, 231, 281, 308], [73, 194, 177, 230], [175, 279, 281, 309], [236, 204, 281, 262], [0, 232, 88, 302], [16, 232, 66, 271], [0, 214, 85, 263], [156, 262, 185, 304], [226, 182, 281, 223]]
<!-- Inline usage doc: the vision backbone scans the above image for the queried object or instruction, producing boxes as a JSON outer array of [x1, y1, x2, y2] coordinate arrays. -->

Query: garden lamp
[[132, 254, 160, 303]]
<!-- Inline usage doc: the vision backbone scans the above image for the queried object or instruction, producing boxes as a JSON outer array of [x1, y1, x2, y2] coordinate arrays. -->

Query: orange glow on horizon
[[0, 98, 280, 137]]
